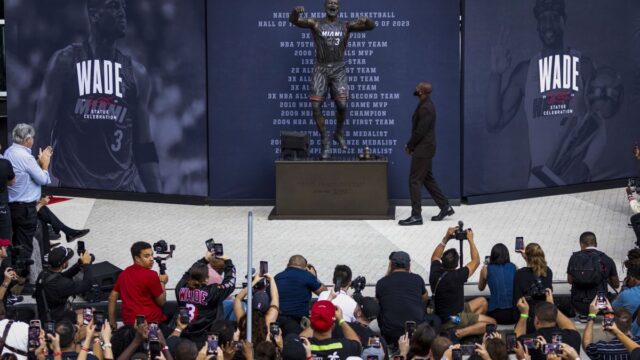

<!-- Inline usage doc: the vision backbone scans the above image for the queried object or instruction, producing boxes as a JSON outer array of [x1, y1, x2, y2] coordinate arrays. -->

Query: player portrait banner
[[463, 0, 638, 196], [5, 0, 208, 196], [208, 0, 460, 200]]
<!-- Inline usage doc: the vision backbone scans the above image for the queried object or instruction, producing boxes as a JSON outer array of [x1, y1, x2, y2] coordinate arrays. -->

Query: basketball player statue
[[486, 0, 600, 187], [290, 0, 375, 159], [34, 0, 161, 192]]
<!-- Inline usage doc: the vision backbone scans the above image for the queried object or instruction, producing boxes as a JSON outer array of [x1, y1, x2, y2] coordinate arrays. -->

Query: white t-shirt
[[318, 289, 358, 322], [0, 319, 28, 360]]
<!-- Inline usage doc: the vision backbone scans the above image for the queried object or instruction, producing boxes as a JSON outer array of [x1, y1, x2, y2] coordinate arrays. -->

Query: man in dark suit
[[399, 82, 453, 226]]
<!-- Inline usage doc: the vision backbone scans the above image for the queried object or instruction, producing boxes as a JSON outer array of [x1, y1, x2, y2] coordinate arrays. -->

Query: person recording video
[[35, 246, 94, 322], [174, 249, 236, 347]]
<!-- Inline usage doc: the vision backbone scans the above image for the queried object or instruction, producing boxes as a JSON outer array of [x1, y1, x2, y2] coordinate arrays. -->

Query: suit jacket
[[406, 97, 436, 158]]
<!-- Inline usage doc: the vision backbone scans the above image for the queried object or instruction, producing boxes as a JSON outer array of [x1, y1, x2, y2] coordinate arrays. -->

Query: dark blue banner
[[463, 0, 638, 196], [5, 0, 208, 195], [208, 0, 460, 200]]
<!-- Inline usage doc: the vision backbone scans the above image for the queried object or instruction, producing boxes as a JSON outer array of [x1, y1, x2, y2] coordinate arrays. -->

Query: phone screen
[[179, 307, 190, 324], [269, 323, 280, 337], [515, 237, 524, 251], [506, 333, 517, 352], [405, 321, 416, 339], [28, 326, 40, 348], [207, 334, 219, 355], [597, 292, 607, 309], [452, 348, 462, 360], [551, 333, 562, 344], [603, 312, 615, 327], [44, 321, 55, 335], [77, 240, 85, 254], [149, 340, 161, 357], [260, 261, 268, 276], [368, 336, 381, 348], [213, 243, 224, 257], [205, 239, 215, 252], [149, 322, 159, 341], [83, 308, 92, 325], [93, 311, 104, 331], [136, 315, 145, 326]]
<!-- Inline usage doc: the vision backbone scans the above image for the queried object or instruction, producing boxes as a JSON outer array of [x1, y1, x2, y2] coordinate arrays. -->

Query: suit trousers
[[409, 156, 448, 216]]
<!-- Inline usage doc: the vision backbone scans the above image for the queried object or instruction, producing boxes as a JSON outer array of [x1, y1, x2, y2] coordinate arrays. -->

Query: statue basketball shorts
[[309, 62, 349, 101]]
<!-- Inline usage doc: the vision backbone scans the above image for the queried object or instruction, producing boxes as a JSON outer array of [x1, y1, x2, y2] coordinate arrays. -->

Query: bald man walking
[[399, 82, 453, 226]]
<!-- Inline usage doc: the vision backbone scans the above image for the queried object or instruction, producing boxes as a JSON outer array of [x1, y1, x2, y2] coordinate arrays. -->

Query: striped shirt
[[586, 336, 640, 360]]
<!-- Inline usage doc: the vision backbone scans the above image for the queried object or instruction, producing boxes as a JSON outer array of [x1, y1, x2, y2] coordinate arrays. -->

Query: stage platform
[[46, 187, 634, 302]]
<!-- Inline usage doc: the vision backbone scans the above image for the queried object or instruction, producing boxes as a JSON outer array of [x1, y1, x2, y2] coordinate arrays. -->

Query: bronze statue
[[290, 0, 375, 159]]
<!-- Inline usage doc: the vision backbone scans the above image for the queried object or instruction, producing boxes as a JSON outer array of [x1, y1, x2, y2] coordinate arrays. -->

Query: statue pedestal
[[269, 159, 394, 220]]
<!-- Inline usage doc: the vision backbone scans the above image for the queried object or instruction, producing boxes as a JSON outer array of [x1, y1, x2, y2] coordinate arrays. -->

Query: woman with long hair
[[234, 273, 280, 346], [478, 243, 517, 324], [512, 243, 553, 332]]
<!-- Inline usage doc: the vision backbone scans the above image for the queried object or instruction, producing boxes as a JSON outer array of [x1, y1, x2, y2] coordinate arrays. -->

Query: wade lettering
[[76, 60, 124, 98], [538, 55, 580, 93]]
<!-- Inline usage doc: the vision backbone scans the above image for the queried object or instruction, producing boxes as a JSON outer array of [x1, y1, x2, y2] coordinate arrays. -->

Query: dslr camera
[[153, 240, 176, 275], [9, 246, 34, 277], [454, 221, 469, 241], [525, 278, 546, 301], [350, 276, 366, 294]]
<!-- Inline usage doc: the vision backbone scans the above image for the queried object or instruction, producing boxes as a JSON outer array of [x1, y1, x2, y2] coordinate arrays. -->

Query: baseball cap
[[389, 251, 410, 267], [357, 296, 380, 321], [281, 335, 307, 360], [0, 239, 10, 247], [47, 247, 74, 267], [252, 289, 270, 313], [310, 300, 335, 332]]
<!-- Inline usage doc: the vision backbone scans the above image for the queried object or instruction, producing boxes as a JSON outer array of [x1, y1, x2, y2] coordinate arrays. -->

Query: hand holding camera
[[3, 267, 16, 284]]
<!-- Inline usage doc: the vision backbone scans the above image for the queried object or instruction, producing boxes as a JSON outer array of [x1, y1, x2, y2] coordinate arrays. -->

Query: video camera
[[454, 221, 468, 241], [8, 246, 34, 277], [153, 240, 175, 275]]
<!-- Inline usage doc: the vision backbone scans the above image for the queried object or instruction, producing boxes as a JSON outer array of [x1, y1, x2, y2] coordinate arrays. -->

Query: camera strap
[[432, 271, 448, 298], [0, 320, 28, 356]]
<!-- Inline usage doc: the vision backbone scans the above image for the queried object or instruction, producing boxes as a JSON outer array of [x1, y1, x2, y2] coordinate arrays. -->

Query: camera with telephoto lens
[[454, 221, 468, 241], [350, 276, 366, 294], [153, 240, 175, 275], [525, 278, 547, 301]]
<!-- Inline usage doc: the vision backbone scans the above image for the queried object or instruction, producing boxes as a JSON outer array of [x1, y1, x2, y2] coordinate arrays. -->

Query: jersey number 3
[[111, 129, 123, 152]]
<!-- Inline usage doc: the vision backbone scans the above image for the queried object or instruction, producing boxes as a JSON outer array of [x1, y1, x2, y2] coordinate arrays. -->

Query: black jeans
[[37, 205, 72, 235], [0, 203, 11, 241]]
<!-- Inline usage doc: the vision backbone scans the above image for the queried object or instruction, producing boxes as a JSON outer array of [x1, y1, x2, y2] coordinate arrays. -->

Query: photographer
[[234, 273, 279, 345], [108, 242, 168, 328], [175, 251, 236, 347], [318, 265, 358, 322], [515, 290, 580, 360], [584, 298, 640, 360], [430, 227, 495, 340], [0, 239, 25, 306], [513, 243, 553, 333], [376, 251, 436, 346], [35, 246, 93, 322]]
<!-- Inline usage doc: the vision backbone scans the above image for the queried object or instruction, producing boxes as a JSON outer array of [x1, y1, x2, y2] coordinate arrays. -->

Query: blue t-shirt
[[487, 263, 516, 311], [275, 267, 322, 317], [612, 285, 640, 317]]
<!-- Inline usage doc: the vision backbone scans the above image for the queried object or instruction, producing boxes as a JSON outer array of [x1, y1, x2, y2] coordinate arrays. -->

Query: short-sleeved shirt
[[585, 336, 640, 360], [309, 337, 361, 360], [113, 264, 166, 324], [375, 271, 427, 343], [0, 159, 15, 204], [275, 267, 322, 317], [429, 261, 469, 321], [518, 326, 581, 360], [318, 290, 358, 322], [566, 249, 617, 295], [612, 285, 640, 316]]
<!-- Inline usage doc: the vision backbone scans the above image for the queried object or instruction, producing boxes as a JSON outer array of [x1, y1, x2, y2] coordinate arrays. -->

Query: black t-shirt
[[309, 337, 361, 360], [0, 159, 15, 204], [517, 326, 581, 360], [429, 261, 469, 321], [375, 271, 427, 343], [513, 267, 553, 308], [566, 249, 617, 297], [632, 348, 640, 360], [333, 321, 389, 358]]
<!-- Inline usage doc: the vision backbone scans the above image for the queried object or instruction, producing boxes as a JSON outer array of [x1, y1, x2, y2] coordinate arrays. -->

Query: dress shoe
[[398, 215, 423, 226], [333, 130, 347, 150], [431, 206, 455, 221], [66, 229, 90, 242]]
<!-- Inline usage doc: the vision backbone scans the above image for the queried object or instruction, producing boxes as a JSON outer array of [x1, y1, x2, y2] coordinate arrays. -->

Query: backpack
[[568, 251, 604, 288]]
